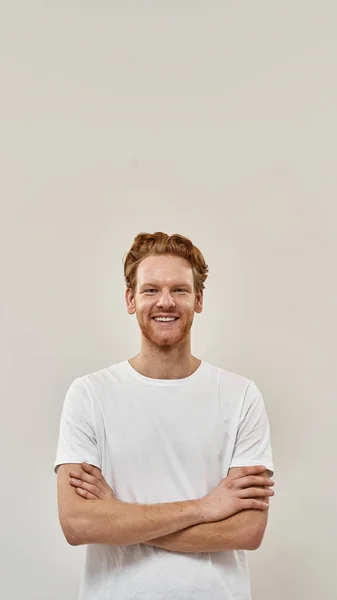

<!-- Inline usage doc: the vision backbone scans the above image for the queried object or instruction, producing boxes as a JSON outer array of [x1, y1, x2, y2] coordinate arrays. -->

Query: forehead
[[136, 255, 193, 286]]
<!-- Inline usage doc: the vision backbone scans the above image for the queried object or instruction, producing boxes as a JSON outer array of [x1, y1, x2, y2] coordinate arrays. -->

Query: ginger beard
[[135, 301, 195, 348]]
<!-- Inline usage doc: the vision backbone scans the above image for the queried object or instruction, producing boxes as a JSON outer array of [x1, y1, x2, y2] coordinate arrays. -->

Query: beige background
[[1, 1, 336, 598]]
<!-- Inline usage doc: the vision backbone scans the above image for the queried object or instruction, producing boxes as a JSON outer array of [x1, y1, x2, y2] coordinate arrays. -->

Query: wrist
[[191, 498, 205, 524]]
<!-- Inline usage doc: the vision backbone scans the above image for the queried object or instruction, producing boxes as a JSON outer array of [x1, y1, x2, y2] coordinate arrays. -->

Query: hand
[[69, 463, 116, 500], [197, 465, 274, 523]]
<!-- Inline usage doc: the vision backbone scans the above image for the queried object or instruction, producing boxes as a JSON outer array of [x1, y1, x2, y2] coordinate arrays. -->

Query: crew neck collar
[[124, 359, 205, 386]]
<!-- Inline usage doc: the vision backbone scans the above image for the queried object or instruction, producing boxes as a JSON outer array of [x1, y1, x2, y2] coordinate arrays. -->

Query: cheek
[[182, 301, 195, 313], [137, 302, 154, 317]]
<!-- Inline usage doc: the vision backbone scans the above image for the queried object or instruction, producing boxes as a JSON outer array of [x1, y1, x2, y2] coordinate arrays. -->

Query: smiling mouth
[[152, 317, 179, 323]]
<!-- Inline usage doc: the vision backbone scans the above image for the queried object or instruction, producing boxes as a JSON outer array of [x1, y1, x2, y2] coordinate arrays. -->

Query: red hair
[[123, 232, 209, 293]]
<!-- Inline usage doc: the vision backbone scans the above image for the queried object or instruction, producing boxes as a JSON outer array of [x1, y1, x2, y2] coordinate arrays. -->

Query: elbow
[[246, 536, 262, 551], [245, 529, 266, 551], [65, 528, 82, 547], [60, 515, 87, 547]]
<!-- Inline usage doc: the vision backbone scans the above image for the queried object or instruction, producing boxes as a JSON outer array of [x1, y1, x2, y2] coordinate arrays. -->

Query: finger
[[69, 470, 97, 485], [70, 478, 103, 499], [79, 464, 113, 494], [70, 469, 106, 492], [240, 498, 270, 510], [238, 487, 274, 499], [228, 465, 267, 479], [235, 475, 274, 488], [76, 487, 97, 500], [81, 462, 102, 476]]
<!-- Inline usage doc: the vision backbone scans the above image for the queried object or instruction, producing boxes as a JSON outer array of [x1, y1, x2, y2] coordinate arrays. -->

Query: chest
[[96, 385, 234, 502]]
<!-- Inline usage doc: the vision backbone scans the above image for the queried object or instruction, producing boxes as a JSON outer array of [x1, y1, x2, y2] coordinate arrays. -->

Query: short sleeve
[[54, 379, 101, 473], [229, 381, 274, 476]]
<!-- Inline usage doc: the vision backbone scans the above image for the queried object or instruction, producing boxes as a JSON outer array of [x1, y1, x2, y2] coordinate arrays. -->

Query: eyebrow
[[140, 282, 192, 289]]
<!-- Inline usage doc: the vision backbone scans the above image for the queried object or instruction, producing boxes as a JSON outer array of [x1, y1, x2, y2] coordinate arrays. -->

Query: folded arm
[[142, 469, 272, 552], [142, 503, 268, 552], [57, 463, 203, 546], [60, 463, 272, 550]]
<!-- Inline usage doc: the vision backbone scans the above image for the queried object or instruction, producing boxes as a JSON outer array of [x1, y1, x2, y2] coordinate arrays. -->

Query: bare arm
[[57, 463, 203, 546], [63, 463, 273, 550], [142, 469, 273, 552], [142, 498, 269, 552]]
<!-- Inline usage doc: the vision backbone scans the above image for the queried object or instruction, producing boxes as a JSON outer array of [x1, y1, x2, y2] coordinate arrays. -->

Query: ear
[[194, 289, 203, 314], [125, 288, 136, 315]]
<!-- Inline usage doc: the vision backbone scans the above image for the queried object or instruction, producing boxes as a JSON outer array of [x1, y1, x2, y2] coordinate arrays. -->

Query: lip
[[152, 316, 179, 322], [152, 315, 179, 319]]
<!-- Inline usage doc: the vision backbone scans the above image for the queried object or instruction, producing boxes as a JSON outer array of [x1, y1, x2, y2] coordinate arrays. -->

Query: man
[[55, 231, 275, 599]]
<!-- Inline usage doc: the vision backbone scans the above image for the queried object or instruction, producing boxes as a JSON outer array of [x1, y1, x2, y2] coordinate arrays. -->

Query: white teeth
[[154, 317, 177, 322]]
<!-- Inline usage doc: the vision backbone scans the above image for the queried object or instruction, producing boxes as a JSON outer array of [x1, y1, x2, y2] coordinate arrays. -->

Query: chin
[[138, 317, 193, 346], [147, 333, 182, 347], [139, 326, 182, 347]]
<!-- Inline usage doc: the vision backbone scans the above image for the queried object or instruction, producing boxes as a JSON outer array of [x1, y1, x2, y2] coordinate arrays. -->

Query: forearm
[[143, 508, 266, 553], [68, 497, 203, 547]]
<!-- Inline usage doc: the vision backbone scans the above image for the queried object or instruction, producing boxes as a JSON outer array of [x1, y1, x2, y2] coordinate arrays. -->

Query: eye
[[175, 288, 186, 293], [144, 289, 157, 293]]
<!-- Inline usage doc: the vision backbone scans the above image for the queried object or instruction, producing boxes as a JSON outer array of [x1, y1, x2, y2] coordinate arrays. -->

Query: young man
[[55, 231, 275, 600]]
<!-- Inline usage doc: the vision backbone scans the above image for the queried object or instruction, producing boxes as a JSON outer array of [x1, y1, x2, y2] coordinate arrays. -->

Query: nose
[[156, 291, 176, 309]]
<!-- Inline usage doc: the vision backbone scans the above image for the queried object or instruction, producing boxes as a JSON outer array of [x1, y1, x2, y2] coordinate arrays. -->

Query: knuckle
[[89, 484, 100, 496], [232, 496, 240, 508], [89, 474, 100, 485]]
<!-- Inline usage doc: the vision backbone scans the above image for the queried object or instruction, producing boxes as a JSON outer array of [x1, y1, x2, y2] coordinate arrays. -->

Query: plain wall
[[1, 1, 336, 598]]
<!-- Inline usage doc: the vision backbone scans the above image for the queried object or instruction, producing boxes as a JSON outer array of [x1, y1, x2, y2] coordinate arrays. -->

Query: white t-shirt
[[54, 359, 274, 600]]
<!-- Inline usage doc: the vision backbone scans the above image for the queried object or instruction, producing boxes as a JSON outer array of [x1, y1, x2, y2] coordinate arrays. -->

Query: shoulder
[[202, 360, 254, 394], [202, 362, 266, 418], [71, 360, 127, 393]]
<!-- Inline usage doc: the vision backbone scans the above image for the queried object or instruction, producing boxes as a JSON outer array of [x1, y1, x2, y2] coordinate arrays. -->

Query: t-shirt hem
[[54, 456, 101, 474], [229, 460, 274, 475]]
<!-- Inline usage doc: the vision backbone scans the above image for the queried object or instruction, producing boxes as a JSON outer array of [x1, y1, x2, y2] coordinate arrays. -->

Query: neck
[[128, 340, 201, 380]]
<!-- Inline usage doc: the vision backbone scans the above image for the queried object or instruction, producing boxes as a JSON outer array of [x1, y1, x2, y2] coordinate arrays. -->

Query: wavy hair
[[123, 232, 209, 293]]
